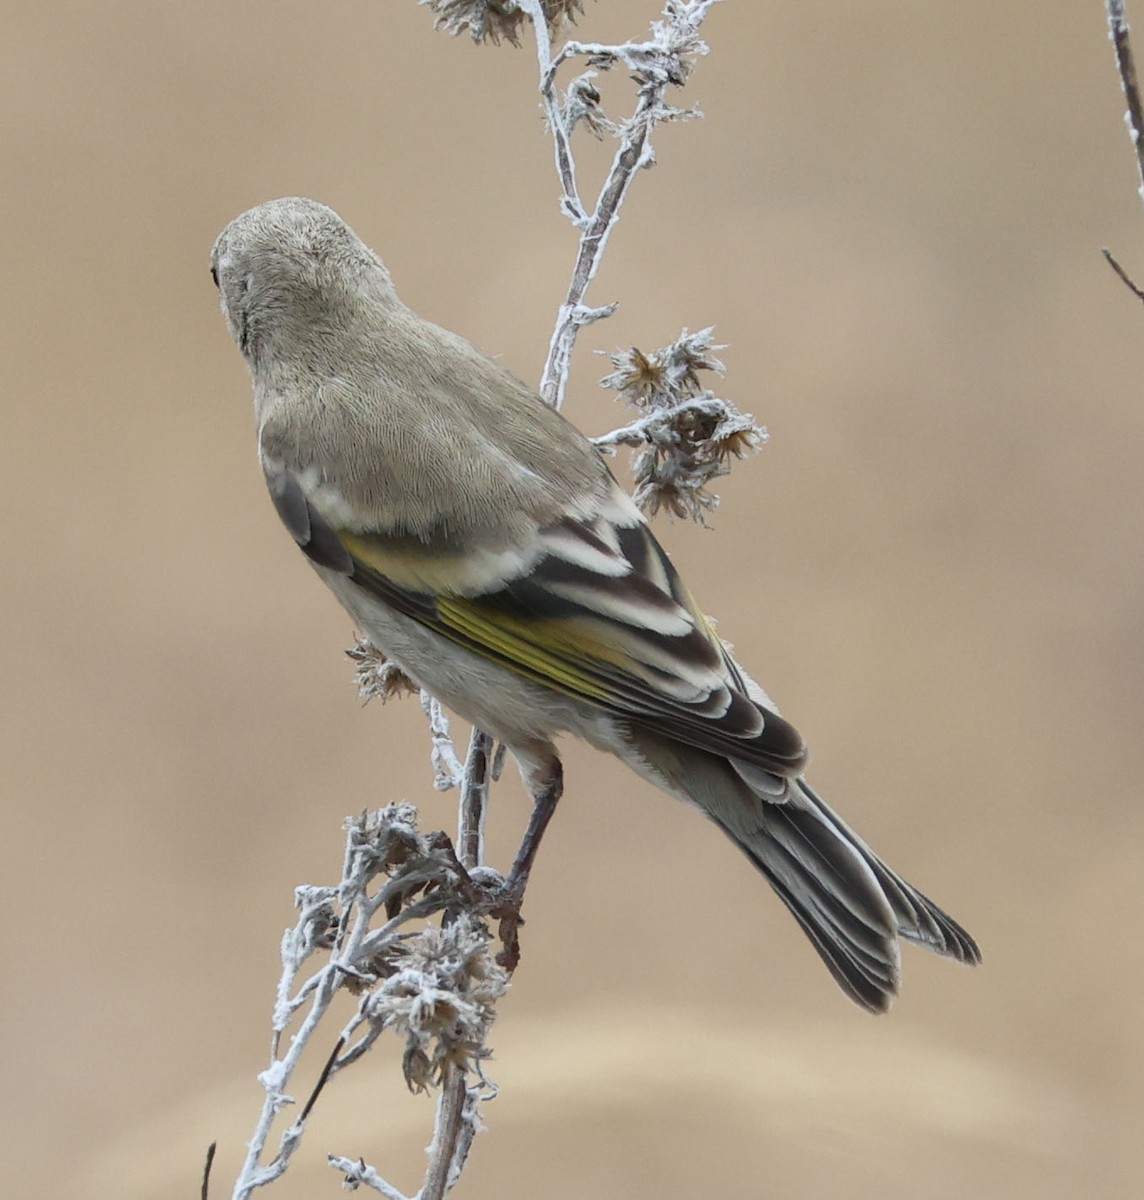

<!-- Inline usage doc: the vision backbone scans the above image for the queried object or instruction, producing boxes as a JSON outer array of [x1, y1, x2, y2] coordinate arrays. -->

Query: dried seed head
[[345, 804, 427, 873], [601, 327, 726, 409], [347, 636, 419, 704], [422, 0, 584, 47], [363, 917, 509, 1092], [600, 328, 765, 524]]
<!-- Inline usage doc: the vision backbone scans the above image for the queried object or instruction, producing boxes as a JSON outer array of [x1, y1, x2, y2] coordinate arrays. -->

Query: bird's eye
[[210, 266, 220, 289]]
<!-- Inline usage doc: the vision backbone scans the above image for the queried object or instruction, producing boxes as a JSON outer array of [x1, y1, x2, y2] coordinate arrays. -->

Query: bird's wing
[[269, 465, 807, 780]]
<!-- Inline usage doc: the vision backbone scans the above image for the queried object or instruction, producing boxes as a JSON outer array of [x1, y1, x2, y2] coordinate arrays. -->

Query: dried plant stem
[[524, 0, 723, 408], [1108, 0, 1144, 210], [540, 113, 652, 409], [421, 1066, 469, 1200], [1103, 246, 1144, 299], [411, 731, 495, 1194], [521, 1, 586, 223], [456, 729, 493, 869], [233, 876, 450, 1197], [1104, 2, 1144, 300]]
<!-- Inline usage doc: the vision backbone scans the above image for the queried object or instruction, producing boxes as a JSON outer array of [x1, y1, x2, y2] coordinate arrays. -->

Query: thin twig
[[328, 1155, 409, 1198], [1104, 2, 1144, 297], [300, 1036, 347, 1122], [420, 1064, 469, 1200], [519, 0, 587, 225], [1103, 246, 1144, 300], [530, 1, 720, 408], [592, 394, 729, 450], [202, 1142, 217, 1200], [1108, 0, 1144, 209], [412, 732, 495, 1187], [540, 105, 656, 409], [457, 730, 493, 869], [420, 691, 465, 790]]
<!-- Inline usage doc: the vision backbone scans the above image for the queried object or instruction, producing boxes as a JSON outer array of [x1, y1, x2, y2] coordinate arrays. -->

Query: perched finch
[[212, 197, 980, 1011]]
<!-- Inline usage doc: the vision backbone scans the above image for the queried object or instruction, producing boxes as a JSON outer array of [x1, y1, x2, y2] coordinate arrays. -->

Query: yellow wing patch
[[437, 597, 613, 702]]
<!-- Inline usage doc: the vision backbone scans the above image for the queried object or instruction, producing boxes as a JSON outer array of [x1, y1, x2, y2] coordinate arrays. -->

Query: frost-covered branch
[[231, 805, 506, 1199], [525, 0, 723, 408], [1103, 1, 1144, 299], [1107, 1, 1144, 212]]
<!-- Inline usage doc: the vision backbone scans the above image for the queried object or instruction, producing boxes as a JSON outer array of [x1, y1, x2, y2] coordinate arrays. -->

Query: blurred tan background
[[4, 1, 1143, 1196]]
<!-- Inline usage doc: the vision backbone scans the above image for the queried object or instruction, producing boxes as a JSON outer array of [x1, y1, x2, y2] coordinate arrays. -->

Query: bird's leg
[[495, 756, 564, 971], [504, 758, 564, 898]]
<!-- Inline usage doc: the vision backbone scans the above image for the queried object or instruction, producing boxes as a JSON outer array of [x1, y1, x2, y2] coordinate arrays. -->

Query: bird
[[211, 196, 980, 1011]]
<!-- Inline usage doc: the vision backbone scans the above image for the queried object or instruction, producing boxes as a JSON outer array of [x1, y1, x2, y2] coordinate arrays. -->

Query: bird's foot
[[491, 880, 527, 972]]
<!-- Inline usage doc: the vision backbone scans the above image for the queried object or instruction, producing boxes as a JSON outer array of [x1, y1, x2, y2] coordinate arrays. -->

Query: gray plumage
[[212, 197, 980, 1011]]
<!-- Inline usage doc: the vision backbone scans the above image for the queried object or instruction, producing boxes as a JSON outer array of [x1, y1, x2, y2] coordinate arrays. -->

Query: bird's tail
[[737, 779, 980, 1012], [625, 731, 981, 1012]]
